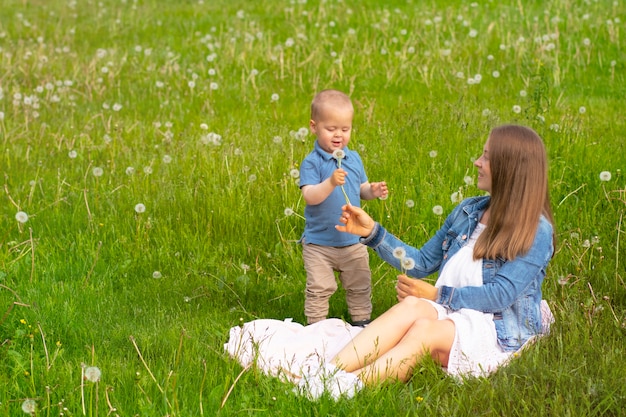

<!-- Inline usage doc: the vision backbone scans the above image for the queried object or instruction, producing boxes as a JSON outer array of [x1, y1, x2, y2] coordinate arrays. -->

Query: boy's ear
[[309, 119, 316, 134]]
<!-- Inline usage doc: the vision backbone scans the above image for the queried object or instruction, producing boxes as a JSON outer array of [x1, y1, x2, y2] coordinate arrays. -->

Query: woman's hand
[[335, 204, 376, 237], [396, 274, 438, 302]]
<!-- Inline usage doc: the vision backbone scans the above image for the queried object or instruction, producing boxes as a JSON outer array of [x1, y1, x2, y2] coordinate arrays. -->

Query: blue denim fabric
[[360, 196, 554, 351]]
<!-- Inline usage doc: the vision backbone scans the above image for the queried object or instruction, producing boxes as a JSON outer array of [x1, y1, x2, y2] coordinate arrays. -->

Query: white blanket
[[224, 318, 363, 382]]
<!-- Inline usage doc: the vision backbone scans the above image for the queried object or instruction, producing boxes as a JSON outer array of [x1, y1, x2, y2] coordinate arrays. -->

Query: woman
[[295, 124, 556, 399]]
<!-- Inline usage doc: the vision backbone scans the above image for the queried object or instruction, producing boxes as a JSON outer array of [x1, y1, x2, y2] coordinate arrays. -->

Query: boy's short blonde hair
[[311, 89, 353, 120]]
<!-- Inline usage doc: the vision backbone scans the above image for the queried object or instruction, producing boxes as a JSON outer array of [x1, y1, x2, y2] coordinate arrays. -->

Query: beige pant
[[302, 242, 372, 324]]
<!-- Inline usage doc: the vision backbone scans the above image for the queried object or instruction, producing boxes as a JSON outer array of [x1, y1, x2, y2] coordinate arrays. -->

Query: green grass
[[1, 0, 625, 415]]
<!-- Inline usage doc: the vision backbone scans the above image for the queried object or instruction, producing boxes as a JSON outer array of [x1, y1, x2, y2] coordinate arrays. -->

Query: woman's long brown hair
[[474, 125, 555, 260]]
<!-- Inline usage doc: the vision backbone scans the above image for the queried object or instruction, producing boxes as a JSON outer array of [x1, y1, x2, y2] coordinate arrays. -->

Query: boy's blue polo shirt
[[299, 141, 368, 247]]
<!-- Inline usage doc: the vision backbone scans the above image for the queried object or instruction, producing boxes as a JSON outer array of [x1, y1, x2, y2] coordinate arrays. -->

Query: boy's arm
[[302, 169, 346, 205], [360, 181, 388, 200]]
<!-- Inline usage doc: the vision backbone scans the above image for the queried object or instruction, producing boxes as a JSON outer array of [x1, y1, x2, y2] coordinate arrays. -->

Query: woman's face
[[474, 140, 492, 193]]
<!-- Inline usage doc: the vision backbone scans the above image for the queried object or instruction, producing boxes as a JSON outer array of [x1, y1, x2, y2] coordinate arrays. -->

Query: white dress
[[224, 223, 553, 381], [428, 222, 513, 377]]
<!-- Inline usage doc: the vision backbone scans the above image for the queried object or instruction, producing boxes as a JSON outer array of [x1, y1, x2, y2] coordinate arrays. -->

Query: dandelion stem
[[83, 241, 102, 287], [129, 335, 165, 393], [81, 365, 86, 416], [220, 363, 252, 409], [38, 323, 50, 370], [616, 211, 624, 291], [199, 359, 207, 416], [340, 186, 351, 205], [29, 228, 35, 283], [557, 183, 586, 207], [105, 387, 117, 415]]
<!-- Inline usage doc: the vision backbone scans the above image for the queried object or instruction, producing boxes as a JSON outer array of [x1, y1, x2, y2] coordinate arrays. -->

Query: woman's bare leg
[[332, 296, 439, 372], [355, 318, 455, 384]]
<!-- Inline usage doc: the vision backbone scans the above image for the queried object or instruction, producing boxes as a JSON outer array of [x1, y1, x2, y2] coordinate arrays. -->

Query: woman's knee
[[398, 296, 437, 317]]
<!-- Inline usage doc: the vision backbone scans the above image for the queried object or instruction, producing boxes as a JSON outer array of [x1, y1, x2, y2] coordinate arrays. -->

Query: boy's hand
[[370, 181, 388, 199], [330, 168, 347, 187]]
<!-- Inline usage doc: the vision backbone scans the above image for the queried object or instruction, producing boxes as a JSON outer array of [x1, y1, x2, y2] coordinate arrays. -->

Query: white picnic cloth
[[224, 318, 363, 382]]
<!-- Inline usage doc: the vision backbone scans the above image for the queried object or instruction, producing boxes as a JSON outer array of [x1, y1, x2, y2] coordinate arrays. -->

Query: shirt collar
[[314, 140, 350, 161]]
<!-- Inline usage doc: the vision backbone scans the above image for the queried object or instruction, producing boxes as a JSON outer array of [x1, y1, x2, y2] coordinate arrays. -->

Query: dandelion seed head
[[112, 103, 122, 111], [432, 205, 443, 216], [512, 105, 522, 114], [210, 82, 218, 90], [21, 399, 37, 414], [271, 93, 279, 102], [405, 199, 415, 208], [143, 166, 153, 175], [84, 366, 101, 383], [429, 150, 438, 158], [162, 155, 172, 163], [92, 167, 104, 177], [125, 166, 135, 175], [492, 70, 500, 78], [451, 190, 463, 203], [68, 150, 77, 159], [153, 271, 162, 279], [298, 127, 309, 138], [599, 171, 611, 181], [289, 169, 300, 179], [482, 109, 491, 117], [248, 174, 257, 182], [464, 175, 474, 186], [393, 247, 406, 260], [284, 207, 294, 216], [579, 106, 586, 114], [15, 211, 29, 223], [332, 149, 346, 160], [273, 135, 282, 144], [401, 257, 416, 271], [134, 203, 146, 213]]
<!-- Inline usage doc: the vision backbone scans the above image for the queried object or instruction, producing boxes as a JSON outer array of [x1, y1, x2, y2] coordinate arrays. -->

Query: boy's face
[[309, 104, 353, 154]]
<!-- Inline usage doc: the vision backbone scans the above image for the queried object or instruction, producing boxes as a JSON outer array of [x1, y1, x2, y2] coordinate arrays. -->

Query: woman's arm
[[338, 203, 466, 278]]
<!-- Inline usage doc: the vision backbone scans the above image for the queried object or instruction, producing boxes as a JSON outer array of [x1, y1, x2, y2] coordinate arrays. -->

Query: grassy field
[[1, 0, 625, 415]]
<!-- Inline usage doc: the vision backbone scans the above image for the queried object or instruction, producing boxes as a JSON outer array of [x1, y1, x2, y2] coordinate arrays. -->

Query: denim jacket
[[361, 196, 554, 351]]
